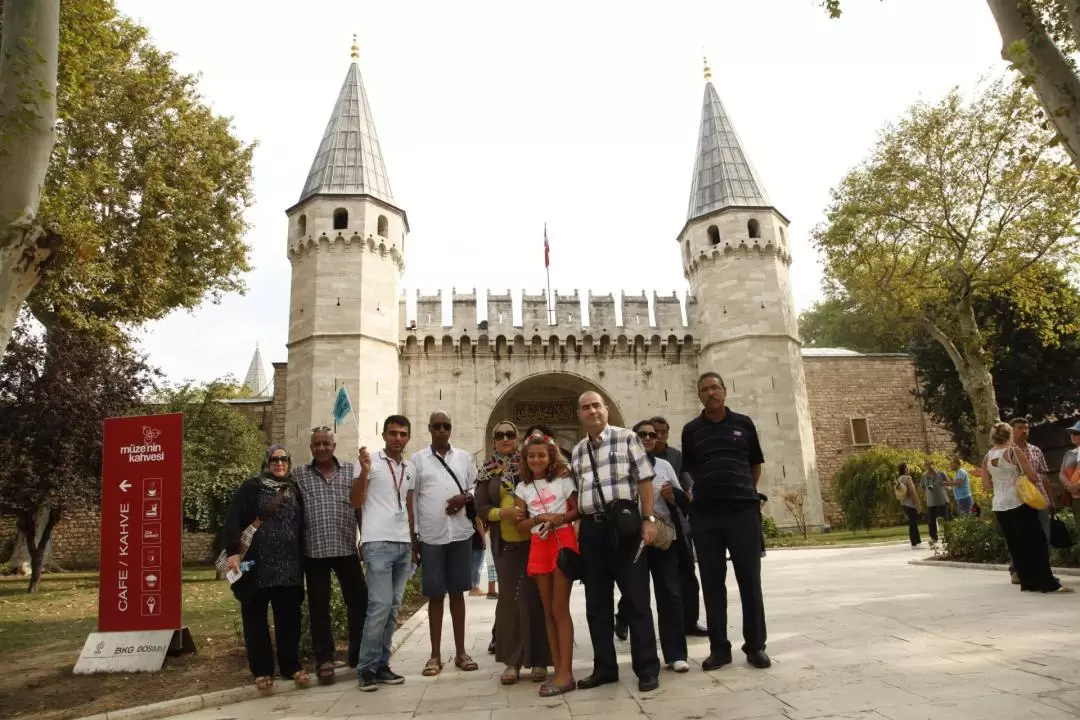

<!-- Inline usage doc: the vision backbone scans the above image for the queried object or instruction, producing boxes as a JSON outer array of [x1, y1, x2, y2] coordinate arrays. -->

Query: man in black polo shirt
[[682, 372, 771, 670]]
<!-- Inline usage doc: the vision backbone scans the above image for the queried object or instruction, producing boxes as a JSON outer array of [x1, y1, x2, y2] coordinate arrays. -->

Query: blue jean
[[470, 546, 485, 588], [356, 541, 411, 674], [956, 496, 973, 515]]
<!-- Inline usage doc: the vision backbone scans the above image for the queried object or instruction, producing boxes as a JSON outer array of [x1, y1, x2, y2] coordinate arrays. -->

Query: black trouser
[[240, 585, 304, 678], [618, 537, 696, 646], [676, 535, 701, 629], [693, 502, 766, 656], [926, 504, 949, 542], [580, 515, 660, 679], [304, 554, 367, 666], [902, 506, 921, 546], [997, 505, 1060, 592]]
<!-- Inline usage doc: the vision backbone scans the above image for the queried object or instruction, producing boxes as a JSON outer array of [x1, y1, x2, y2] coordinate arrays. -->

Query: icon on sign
[[142, 426, 161, 445], [142, 593, 161, 617], [142, 546, 160, 568], [142, 523, 161, 544], [142, 571, 159, 592], [143, 499, 159, 520], [144, 478, 160, 498]]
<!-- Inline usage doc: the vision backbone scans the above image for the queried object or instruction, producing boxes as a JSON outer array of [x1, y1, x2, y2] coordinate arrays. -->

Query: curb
[[909, 559, 1080, 576], [75, 601, 430, 720], [767, 540, 908, 551]]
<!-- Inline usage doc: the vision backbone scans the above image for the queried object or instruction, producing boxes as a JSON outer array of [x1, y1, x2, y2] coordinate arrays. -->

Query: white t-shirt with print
[[515, 477, 577, 535]]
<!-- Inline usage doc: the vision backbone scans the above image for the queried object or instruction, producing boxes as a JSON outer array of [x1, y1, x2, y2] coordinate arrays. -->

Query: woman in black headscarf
[[223, 444, 310, 692]]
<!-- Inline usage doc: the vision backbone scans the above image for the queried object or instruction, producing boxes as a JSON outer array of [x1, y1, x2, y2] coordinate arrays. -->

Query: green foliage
[[761, 514, 780, 539], [151, 379, 265, 533], [941, 514, 1010, 564], [798, 297, 910, 353], [28, 0, 254, 333], [832, 445, 959, 530]]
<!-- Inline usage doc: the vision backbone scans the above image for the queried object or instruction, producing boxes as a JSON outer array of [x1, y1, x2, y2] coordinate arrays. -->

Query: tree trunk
[[17, 506, 61, 593], [0, 0, 61, 357], [923, 297, 1001, 461], [986, 0, 1080, 168], [7, 505, 55, 574]]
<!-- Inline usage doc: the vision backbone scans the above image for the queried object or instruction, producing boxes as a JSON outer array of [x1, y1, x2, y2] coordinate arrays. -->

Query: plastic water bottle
[[240, 559, 256, 573]]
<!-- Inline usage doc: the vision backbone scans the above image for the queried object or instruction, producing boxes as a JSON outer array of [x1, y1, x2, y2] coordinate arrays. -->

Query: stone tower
[[284, 38, 408, 457], [678, 60, 823, 528]]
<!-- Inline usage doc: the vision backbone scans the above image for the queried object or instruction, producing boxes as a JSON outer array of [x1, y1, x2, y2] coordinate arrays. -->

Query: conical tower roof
[[298, 39, 393, 204], [243, 344, 271, 398], [687, 63, 771, 220]]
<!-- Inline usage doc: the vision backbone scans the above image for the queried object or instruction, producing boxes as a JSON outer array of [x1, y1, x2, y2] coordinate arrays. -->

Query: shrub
[[941, 514, 1009, 564], [761, 514, 780, 539]]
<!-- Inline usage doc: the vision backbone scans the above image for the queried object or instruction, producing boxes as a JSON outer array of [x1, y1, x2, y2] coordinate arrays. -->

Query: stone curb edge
[[767, 539, 908, 551], [75, 601, 431, 720], [909, 558, 1080, 576]]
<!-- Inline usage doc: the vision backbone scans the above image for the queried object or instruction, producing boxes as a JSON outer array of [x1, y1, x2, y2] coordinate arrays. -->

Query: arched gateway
[[483, 372, 626, 458]]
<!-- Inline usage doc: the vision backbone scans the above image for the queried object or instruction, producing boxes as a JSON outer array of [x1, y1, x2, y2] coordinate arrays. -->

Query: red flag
[[544, 223, 550, 269]]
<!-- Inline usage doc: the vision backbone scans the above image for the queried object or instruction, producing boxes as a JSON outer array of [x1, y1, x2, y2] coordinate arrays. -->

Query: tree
[[824, 2, 1080, 173], [0, 0, 60, 358], [0, 317, 156, 591], [151, 380, 266, 534], [798, 297, 911, 353], [811, 77, 1080, 459]]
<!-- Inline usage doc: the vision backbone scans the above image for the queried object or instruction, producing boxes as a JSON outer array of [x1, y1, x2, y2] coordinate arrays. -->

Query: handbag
[[1049, 513, 1072, 550], [1016, 476, 1048, 511], [650, 516, 675, 551], [586, 443, 641, 545], [432, 452, 478, 521], [528, 480, 582, 582]]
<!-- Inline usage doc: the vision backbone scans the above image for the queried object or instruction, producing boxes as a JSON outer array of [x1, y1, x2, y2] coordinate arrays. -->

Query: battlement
[[400, 288, 693, 351], [287, 231, 405, 271], [685, 237, 790, 277]]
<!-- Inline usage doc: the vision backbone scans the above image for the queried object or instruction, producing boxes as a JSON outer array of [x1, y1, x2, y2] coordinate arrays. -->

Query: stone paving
[[168, 545, 1080, 720]]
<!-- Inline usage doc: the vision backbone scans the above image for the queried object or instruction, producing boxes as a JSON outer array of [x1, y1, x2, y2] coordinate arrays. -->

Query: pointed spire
[[243, 344, 271, 397], [298, 37, 393, 204], [686, 69, 770, 221]]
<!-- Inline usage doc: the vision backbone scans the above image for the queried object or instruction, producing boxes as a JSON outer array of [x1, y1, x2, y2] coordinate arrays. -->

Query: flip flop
[[455, 653, 478, 671], [422, 657, 443, 676], [538, 681, 575, 697]]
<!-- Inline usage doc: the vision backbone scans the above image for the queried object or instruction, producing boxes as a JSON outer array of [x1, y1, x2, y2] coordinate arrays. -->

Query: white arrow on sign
[[119, 480, 132, 492]]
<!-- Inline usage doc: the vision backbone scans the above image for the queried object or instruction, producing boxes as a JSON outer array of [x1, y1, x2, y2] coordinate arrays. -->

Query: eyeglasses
[[430, 423, 452, 431], [493, 431, 517, 440], [637, 431, 658, 439], [269, 456, 290, 464]]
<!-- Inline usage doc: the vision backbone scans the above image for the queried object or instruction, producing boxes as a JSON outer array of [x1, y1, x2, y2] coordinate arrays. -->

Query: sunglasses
[[430, 423, 452, 431], [493, 431, 517, 440], [311, 425, 332, 433], [269, 456, 290, 463], [637, 431, 658, 439]]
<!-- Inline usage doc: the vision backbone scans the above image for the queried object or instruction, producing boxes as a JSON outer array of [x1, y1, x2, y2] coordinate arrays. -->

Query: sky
[[113, 0, 1004, 385]]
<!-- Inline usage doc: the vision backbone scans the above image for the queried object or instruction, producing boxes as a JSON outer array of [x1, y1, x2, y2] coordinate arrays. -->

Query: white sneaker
[[671, 660, 690, 673]]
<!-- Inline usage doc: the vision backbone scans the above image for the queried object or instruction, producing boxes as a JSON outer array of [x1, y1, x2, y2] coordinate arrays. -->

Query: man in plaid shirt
[[569, 391, 661, 694], [293, 427, 368, 684]]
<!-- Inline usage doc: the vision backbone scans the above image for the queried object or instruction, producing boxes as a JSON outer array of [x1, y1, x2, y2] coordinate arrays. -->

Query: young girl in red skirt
[[513, 432, 579, 697]]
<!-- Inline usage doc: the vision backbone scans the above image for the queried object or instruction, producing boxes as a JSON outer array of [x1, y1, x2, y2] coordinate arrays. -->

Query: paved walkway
[[169, 545, 1080, 720]]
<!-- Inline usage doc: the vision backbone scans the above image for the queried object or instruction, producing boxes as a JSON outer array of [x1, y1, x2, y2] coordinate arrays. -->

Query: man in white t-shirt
[[351, 415, 415, 691], [408, 411, 479, 676]]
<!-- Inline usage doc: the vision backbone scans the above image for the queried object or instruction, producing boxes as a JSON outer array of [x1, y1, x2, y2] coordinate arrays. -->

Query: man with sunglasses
[[293, 426, 368, 685], [408, 411, 480, 676]]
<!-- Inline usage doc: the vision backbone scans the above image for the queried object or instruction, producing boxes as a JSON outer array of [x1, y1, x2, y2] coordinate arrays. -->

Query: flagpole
[[544, 223, 553, 325]]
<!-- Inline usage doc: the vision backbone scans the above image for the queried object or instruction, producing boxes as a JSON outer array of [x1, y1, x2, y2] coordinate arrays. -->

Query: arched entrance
[[483, 372, 626, 458]]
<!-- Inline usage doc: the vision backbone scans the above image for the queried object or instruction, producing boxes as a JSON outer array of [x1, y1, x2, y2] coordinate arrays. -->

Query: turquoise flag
[[332, 386, 352, 425]]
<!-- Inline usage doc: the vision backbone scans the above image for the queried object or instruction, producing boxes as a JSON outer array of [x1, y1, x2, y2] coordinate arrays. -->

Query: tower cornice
[[285, 193, 410, 232]]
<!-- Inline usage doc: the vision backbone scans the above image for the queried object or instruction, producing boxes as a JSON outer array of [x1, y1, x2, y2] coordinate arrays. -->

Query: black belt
[[583, 512, 609, 523]]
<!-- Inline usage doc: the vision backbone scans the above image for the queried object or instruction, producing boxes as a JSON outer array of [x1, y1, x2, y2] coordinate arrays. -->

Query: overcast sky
[[113, 0, 1003, 386]]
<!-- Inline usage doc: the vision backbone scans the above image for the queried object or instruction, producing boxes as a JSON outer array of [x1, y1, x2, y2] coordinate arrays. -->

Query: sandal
[[1049, 586, 1075, 593], [538, 681, 575, 697], [455, 653, 479, 672], [500, 666, 520, 685], [293, 669, 311, 688], [255, 676, 274, 692], [316, 662, 335, 686], [422, 657, 443, 676], [530, 666, 547, 683]]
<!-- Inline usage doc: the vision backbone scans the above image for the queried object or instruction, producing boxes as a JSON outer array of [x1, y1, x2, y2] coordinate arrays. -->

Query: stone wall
[[803, 353, 955, 526]]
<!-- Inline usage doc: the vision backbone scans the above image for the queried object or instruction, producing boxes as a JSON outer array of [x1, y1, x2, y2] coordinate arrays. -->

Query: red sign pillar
[[98, 413, 184, 632]]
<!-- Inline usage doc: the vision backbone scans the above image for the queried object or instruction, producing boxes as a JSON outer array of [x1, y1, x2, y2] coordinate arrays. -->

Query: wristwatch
[[644, 515, 656, 523]]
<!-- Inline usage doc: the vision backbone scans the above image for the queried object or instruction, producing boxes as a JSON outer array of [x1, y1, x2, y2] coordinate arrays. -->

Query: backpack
[[893, 477, 908, 501]]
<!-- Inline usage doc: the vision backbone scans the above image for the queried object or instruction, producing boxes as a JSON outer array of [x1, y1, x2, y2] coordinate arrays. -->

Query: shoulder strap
[[586, 442, 609, 509], [252, 487, 287, 529], [433, 452, 467, 495]]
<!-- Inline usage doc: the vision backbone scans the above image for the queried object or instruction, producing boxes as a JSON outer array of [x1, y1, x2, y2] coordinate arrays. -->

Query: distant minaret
[[243, 342, 271, 397]]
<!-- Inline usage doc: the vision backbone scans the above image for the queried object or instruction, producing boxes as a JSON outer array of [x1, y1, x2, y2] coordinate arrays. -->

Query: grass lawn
[[766, 524, 911, 548]]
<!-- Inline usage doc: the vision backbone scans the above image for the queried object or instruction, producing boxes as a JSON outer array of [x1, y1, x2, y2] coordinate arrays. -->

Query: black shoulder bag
[[586, 442, 641, 545], [432, 453, 483, 549]]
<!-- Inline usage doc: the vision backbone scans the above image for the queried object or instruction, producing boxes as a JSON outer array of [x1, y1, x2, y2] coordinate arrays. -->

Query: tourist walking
[[682, 372, 771, 671], [571, 391, 661, 693], [982, 422, 1071, 593], [224, 445, 310, 692], [293, 428, 367, 685], [475, 421, 551, 686], [1006, 418, 1054, 584], [351, 416, 414, 692], [409, 411, 480, 676], [920, 461, 950, 544], [895, 463, 922, 548], [514, 432, 580, 697], [950, 458, 973, 515]]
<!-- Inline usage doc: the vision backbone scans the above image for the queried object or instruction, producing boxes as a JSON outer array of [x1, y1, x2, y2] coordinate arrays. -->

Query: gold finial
[[703, 53, 711, 82], [350, 34, 359, 61]]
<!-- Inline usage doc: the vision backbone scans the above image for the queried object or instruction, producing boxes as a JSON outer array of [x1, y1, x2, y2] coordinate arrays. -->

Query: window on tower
[[297, 214, 307, 237], [377, 215, 388, 237], [333, 208, 348, 230], [748, 219, 761, 239], [707, 225, 720, 245]]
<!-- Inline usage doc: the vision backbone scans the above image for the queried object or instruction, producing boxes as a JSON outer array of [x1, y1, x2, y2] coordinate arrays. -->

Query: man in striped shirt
[[569, 391, 661, 693]]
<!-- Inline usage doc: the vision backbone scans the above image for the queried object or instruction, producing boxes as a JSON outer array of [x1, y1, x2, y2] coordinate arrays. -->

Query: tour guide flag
[[333, 386, 352, 425]]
